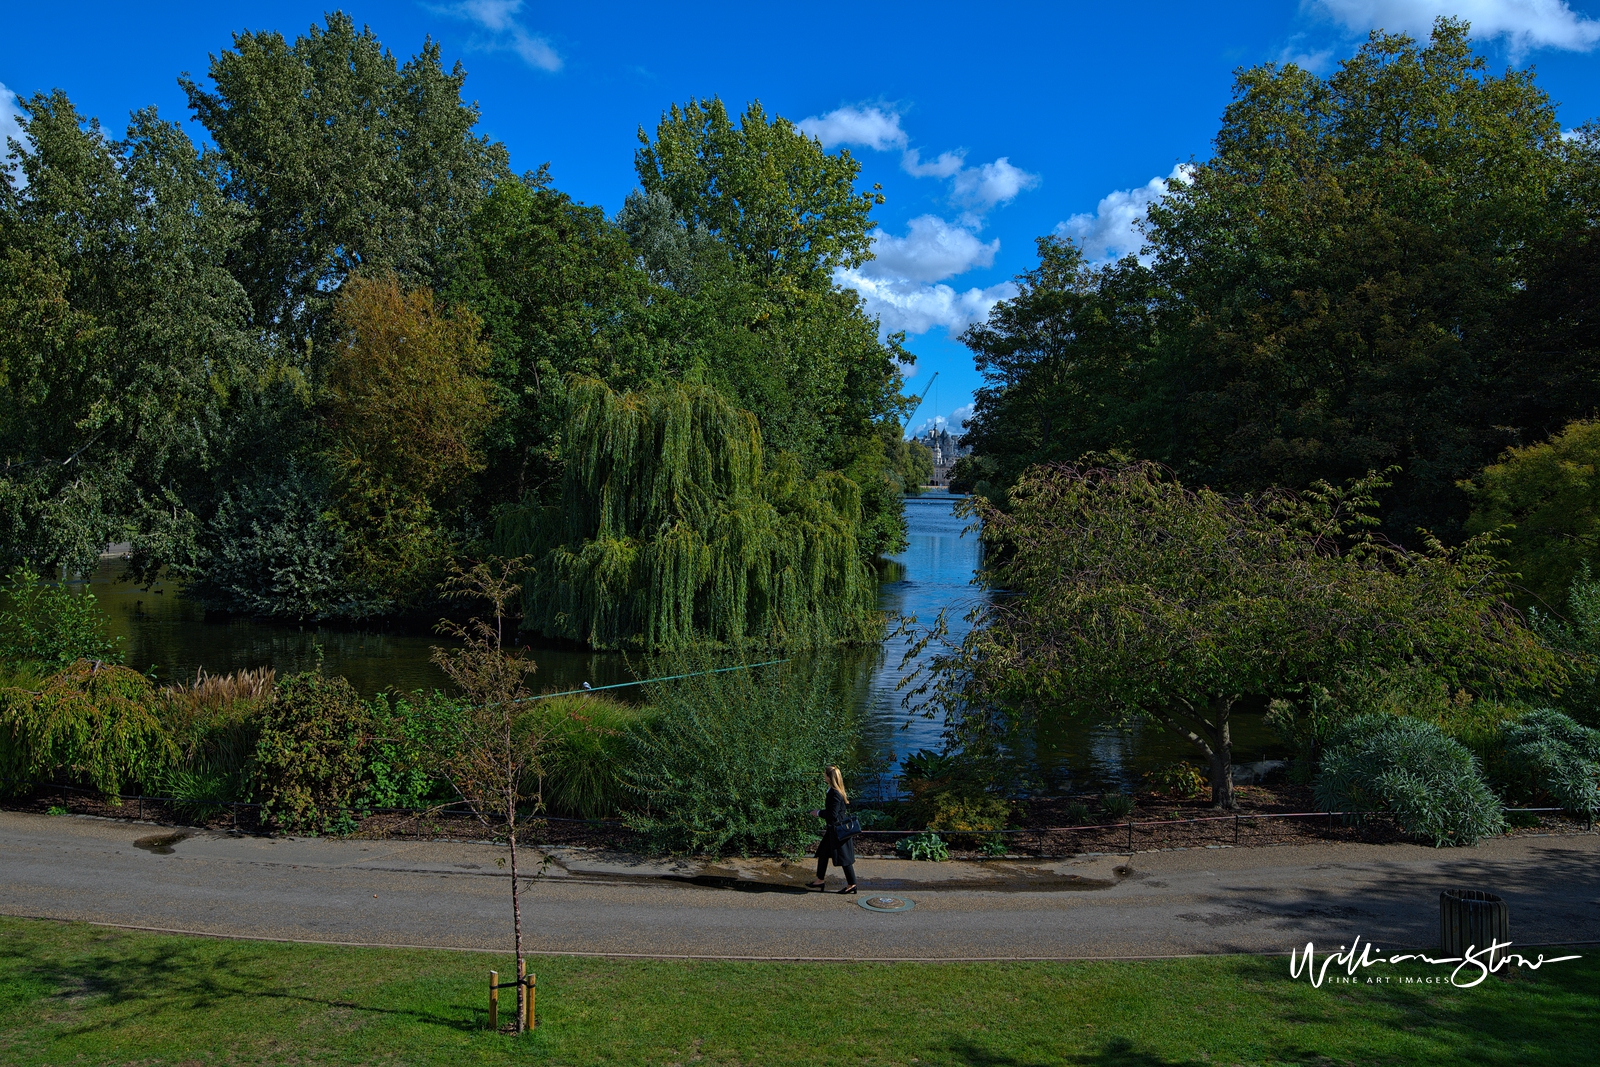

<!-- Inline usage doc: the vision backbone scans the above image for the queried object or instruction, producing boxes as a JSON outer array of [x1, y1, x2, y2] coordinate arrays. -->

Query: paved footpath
[[2, 812, 1596, 960]]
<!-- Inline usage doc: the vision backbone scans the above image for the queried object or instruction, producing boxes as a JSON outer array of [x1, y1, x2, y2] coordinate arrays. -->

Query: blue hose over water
[[517, 657, 790, 703]]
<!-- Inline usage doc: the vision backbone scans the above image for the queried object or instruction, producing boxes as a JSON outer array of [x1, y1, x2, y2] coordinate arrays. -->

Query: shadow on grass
[[1228, 953, 1598, 1066], [0, 926, 485, 1039], [937, 1037, 1202, 1067]]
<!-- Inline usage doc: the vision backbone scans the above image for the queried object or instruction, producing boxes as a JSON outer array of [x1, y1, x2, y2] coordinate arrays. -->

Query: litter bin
[[1439, 889, 1509, 956]]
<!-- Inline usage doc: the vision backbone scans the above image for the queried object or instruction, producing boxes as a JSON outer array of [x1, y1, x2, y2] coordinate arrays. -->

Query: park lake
[[85, 491, 1280, 795]]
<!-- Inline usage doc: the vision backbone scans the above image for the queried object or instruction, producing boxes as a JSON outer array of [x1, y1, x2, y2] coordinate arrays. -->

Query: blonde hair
[[825, 765, 848, 804]]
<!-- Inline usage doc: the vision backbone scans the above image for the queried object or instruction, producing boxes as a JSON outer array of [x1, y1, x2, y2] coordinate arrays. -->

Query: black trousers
[[816, 854, 856, 884]]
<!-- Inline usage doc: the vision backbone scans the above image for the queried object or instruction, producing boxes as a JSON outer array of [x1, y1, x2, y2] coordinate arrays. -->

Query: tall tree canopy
[[635, 98, 882, 286], [182, 12, 510, 346], [2, 20, 918, 637], [623, 100, 913, 556], [956, 19, 1597, 545], [0, 91, 268, 575]]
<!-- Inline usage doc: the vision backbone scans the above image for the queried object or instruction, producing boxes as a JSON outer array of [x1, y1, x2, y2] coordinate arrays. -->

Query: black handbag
[[835, 813, 862, 841]]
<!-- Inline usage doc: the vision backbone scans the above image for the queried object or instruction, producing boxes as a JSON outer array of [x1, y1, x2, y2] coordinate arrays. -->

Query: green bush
[[1144, 761, 1207, 799], [1531, 564, 1600, 727], [251, 671, 374, 832], [897, 747, 1011, 833], [1314, 714, 1505, 846], [854, 808, 894, 830], [536, 694, 651, 819], [0, 567, 121, 668], [1101, 793, 1135, 820], [1064, 801, 1092, 825], [1498, 709, 1600, 817], [896, 830, 950, 861], [364, 690, 463, 811], [0, 661, 173, 797], [621, 656, 856, 855]]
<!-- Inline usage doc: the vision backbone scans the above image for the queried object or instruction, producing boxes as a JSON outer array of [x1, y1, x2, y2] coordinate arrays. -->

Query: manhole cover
[[858, 895, 915, 913]]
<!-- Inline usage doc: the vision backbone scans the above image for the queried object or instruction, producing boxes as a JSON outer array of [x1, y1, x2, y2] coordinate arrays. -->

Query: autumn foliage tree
[[322, 275, 496, 610]]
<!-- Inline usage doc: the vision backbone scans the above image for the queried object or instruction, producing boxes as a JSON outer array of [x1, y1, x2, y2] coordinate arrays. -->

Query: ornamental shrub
[[1314, 714, 1504, 846], [1499, 709, 1600, 817], [896, 829, 950, 861], [251, 671, 374, 832], [0, 661, 172, 797], [0, 568, 120, 668], [621, 655, 855, 855]]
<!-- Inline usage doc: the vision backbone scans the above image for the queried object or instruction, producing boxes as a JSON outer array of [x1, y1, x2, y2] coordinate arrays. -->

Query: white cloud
[[1055, 164, 1192, 264], [1314, 1, 1600, 52], [860, 215, 999, 284], [912, 405, 976, 436], [1276, 34, 1338, 70], [951, 156, 1040, 210], [434, 0, 562, 71], [798, 105, 907, 151], [840, 268, 1018, 337], [0, 83, 25, 185], [901, 147, 966, 178]]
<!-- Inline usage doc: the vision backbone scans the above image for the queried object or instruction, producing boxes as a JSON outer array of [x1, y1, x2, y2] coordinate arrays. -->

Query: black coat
[[816, 787, 855, 866]]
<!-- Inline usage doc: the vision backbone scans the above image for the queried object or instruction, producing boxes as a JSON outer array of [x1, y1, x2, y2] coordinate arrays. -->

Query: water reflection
[[84, 491, 1284, 790], [85, 563, 640, 699]]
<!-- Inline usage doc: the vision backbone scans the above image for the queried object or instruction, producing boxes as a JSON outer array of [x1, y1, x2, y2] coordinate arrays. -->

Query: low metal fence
[[7, 780, 1588, 855]]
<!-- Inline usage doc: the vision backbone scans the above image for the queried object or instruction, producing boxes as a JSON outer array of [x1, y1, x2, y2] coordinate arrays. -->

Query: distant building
[[915, 427, 969, 487]]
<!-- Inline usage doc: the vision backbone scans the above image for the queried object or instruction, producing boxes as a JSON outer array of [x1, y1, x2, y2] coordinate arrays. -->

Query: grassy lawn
[[0, 916, 1592, 1066]]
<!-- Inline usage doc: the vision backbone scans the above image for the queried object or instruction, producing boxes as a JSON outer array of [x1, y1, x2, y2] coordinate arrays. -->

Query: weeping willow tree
[[496, 378, 880, 651]]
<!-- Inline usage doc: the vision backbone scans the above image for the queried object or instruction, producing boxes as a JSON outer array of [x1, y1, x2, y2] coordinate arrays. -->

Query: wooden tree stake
[[488, 970, 498, 1030]]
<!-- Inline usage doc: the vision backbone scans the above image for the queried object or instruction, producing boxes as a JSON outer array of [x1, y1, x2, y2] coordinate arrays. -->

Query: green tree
[[0, 91, 270, 575], [624, 110, 912, 551], [446, 175, 660, 508], [635, 97, 881, 286], [957, 19, 1594, 542], [912, 461, 1557, 808], [1464, 419, 1600, 609], [182, 12, 510, 346], [497, 378, 879, 652]]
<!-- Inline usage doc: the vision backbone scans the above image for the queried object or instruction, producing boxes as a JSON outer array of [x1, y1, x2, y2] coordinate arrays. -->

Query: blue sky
[[5, 1, 1600, 438]]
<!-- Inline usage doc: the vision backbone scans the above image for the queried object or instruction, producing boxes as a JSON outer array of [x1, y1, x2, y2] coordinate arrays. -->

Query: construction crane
[[900, 371, 939, 436]]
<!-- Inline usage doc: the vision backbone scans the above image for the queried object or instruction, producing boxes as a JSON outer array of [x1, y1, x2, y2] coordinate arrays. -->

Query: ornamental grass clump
[[1314, 714, 1504, 846], [622, 655, 855, 855], [1498, 709, 1600, 817], [537, 694, 652, 819]]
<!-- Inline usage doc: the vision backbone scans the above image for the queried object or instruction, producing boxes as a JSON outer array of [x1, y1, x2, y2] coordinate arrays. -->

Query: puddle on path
[[133, 832, 192, 855]]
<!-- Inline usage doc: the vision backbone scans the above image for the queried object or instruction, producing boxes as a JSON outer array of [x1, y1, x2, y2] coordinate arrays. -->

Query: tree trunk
[[1151, 698, 1236, 810], [507, 795, 525, 1032], [1208, 698, 1234, 810]]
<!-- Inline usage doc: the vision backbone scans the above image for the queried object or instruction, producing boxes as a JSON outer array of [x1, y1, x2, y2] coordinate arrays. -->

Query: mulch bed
[[4, 780, 1590, 860]]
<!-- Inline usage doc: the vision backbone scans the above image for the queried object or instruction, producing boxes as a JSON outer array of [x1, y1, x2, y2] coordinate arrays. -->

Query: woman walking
[[809, 765, 858, 894]]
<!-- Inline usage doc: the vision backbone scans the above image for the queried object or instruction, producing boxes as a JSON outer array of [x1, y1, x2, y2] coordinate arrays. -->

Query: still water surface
[[87, 491, 1279, 790]]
